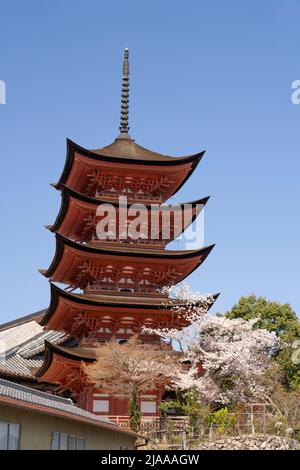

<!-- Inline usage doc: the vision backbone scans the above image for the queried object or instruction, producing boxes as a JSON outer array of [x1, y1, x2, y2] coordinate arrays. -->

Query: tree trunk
[[128, 384, 141, 432]]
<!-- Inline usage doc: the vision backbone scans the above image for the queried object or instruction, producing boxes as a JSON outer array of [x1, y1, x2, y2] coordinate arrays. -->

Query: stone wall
[[192, 434, 300, 450]]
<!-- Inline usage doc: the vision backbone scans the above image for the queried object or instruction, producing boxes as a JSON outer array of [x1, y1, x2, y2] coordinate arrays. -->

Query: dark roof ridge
[[0, 309, 47, 332]]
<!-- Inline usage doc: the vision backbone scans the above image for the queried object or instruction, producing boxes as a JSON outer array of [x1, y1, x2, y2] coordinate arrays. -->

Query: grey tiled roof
[[0, 354, 42, 378], [0, 378, 115, 427], [17, 330, 69, 358], [0, 319, 70, 378]]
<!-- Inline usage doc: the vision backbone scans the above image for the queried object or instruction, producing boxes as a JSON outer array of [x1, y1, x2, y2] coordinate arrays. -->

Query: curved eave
[[49, 187, 71, 233], [34, 341, 55, 378], [41, 233, 215, 278], [35, 340, 95, 379], [40, 283, 220, 327], [49, 184, 210, 234], [54, 139, 205, 190]]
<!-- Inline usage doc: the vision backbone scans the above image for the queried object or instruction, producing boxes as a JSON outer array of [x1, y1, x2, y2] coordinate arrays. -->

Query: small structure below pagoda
[[35, 49, 217, 420]]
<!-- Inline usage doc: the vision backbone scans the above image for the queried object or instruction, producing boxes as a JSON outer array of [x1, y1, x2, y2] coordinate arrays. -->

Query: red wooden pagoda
[[36, 49, 217, 419]]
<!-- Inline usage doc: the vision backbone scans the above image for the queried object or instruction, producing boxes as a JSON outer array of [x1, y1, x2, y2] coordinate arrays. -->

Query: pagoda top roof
[[54, 49, 205, 200], [86, 135, 205, 162], [54, 139, 205, 191]]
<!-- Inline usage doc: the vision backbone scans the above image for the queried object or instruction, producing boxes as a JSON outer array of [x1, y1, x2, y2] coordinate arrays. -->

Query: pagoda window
[[98, 327, 111, 333], [117, 327, 133, 334], [120, 279, 134, 285], [93, 399, 109, 413], [140, 401, 157, 414]]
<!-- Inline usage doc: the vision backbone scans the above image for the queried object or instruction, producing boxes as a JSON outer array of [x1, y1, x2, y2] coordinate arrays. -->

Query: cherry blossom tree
[[144, 284, 280, 406]]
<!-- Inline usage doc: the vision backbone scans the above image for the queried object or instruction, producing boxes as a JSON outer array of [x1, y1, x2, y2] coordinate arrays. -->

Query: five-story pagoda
[[36, 49, 217, 418]]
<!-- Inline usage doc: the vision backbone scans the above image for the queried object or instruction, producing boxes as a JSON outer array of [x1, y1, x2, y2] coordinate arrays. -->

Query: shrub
[[205, 407, 236, 435]]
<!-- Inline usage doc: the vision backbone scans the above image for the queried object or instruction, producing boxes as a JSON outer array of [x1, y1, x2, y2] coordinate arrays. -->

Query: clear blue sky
[[0, 0, 299, 323]]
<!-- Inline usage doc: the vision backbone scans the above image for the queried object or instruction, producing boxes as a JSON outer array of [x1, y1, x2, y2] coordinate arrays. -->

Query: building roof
[[54, 139, 205, 199], [40, 233, 215, 283], [40, 283, 220, 332], [35, 341, 181, 384], [16, 329, 69, 359], [0, 315, 70, 380], [87, 136, 205, 162], [0, 321, 43, 357], [49, 184, 209, 239], [0, 319, 69, 358], [0, 355, 43, 379], [67, 136, 204, 164], [0, 309, 46, 333], [0, 378, 137, 436], [35, 342, 96, 379], [46, 282, 220, 308], [45, 342, 97, 363]]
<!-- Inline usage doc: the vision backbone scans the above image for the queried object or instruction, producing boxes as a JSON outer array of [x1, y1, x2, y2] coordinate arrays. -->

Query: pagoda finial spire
[[119, 48, 130, 136]]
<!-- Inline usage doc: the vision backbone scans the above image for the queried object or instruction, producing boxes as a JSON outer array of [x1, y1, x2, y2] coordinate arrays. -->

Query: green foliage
[[159, 389, 190, 416], [181, 387, 203, 431], [128, 386, 141, 432], [224, 295, 300, 389], [204, 407, 236, 434], [224, 295, 300, 338], [276, 346, 300, 390], [159, 399, 183, 415], [159, 387, 208, 433]]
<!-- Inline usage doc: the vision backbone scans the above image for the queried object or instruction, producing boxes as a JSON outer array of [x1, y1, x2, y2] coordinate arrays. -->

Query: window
[[93, 399, 109, 413], [0, 421, 21, 450], [51, 432, 85, 450], [141, 401, 156, 414], [69, 435, 85, 450]]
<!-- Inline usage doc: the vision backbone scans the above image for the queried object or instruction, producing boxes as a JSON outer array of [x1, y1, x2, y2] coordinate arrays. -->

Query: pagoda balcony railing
[[95, 191, 163, 203], [80, 333, 170, 346], [85, 285, 167, 297], [106, 415, 189, 431], [90, 239, 167, 249]]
